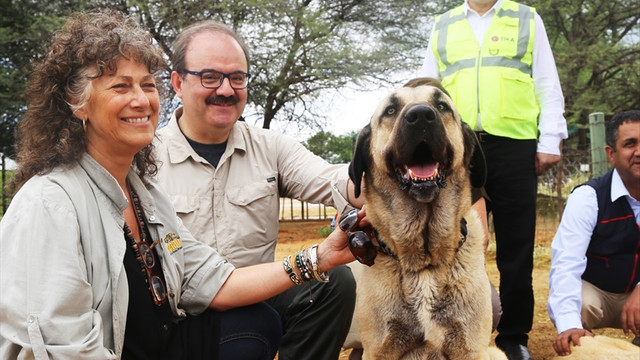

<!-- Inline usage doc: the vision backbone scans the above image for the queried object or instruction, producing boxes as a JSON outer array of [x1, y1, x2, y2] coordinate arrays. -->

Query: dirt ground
[[275, 220, 632, 360]]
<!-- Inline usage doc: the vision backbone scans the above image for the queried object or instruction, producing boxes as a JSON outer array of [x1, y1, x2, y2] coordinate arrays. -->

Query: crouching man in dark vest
[[548, 110, 640, 356]]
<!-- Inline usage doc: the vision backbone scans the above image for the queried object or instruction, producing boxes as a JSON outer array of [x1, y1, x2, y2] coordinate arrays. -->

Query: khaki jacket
[[0, 154, 234, 359]]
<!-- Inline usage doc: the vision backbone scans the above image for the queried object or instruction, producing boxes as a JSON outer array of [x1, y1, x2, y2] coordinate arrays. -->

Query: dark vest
[[579, 170, 640, 293]]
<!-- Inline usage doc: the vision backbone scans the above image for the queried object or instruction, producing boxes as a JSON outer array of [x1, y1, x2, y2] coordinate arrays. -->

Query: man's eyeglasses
[[182, 69, 251, 89], [339, 209, 378, 266]]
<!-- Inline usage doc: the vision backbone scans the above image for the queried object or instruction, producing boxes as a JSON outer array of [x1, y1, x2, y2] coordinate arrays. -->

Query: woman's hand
[[316, 207, 368, 272]]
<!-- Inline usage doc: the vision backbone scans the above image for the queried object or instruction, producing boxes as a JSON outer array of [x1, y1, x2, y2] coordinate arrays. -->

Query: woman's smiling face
[[77, 58, 159, 160]]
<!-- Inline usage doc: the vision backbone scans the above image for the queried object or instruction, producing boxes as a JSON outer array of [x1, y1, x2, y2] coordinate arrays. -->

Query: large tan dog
[[348, 78, 506, 359]]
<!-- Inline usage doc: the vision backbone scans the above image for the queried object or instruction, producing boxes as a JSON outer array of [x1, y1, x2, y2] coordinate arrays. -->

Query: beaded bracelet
[[283, 255, 303, 285], [283, 245, 331, 285], [309, 244, 329, 282], [296, 249, 313, 282]]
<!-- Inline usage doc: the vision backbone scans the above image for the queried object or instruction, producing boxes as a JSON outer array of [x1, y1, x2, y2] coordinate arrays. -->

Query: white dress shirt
[[547, 169, 640, 333], [419, 0, 567, 155]]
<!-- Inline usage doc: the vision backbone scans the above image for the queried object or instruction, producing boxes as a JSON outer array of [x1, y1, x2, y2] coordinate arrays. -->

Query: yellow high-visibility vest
[[432, 0, 540, 139]]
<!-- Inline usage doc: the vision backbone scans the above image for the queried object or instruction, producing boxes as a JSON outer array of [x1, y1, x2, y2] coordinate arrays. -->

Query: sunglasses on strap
[[338, 209, 379, 266]]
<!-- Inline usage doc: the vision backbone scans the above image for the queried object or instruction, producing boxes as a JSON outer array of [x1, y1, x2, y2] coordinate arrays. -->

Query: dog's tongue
[[408, 163, 438, 178]]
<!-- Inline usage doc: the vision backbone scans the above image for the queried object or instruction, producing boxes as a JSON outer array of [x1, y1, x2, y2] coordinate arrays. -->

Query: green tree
[[531, 0, 640, 148], [0, 0, 83, 211], [5, 0, 638, 147], [2, 0, 455, 140], [0, 0, 113, 159], [1, 1, 49, 159], [303, 130, 357, 164], [134, 0, 453, 129]]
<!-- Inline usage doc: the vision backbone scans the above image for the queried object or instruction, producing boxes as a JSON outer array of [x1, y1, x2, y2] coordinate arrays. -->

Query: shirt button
[[222, 249, 228, 256], [149, 215, 156, 221]]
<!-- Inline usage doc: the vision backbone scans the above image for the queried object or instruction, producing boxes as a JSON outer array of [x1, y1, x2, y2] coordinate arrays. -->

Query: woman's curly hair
[[10, 9, 166, 191]]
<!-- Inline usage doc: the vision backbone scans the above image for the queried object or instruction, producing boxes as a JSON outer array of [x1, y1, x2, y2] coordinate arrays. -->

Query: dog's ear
[[462, 123, 487, 188], [349, 124, 372, 198]]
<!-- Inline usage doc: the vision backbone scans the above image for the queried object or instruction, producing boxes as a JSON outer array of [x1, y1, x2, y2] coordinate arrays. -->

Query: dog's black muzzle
[[406, 104, 437, 126], [388, 104, 450, 203], [400, 104, 446, 144]]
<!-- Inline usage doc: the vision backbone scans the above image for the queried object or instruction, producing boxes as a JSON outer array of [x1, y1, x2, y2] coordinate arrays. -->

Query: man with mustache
[[154, 21, 363, 360]]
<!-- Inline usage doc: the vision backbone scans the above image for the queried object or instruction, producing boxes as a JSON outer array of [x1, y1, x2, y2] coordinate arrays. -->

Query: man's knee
[[329, 265, 357, 297], [581, 281, 605, 330], [308, 265, 356, 328]]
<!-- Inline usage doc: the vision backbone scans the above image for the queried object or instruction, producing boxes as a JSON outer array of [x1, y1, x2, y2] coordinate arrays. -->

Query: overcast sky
[[256, 69, 419, 142]]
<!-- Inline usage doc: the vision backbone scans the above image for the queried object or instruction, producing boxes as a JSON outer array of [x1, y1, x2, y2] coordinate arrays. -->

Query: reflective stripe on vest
[[432, 1, 540, 139]]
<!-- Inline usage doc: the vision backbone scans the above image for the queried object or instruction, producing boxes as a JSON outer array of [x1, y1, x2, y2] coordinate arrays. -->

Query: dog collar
[[374, 217, 468, 260], [457, 218, 468, 252], [372, 227, 398, 261]]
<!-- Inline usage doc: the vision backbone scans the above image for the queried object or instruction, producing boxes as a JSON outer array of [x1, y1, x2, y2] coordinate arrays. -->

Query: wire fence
[[534, 145, 608, 243], [279, 197, 338, 221]]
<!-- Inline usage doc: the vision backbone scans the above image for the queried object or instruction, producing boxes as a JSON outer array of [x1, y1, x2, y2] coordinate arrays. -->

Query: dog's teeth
[[408, 169, 428, 182], [407, 167, 439, 182]]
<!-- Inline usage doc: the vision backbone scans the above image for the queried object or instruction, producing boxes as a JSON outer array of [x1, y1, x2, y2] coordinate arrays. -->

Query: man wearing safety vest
[[420, 1, 568, 359]]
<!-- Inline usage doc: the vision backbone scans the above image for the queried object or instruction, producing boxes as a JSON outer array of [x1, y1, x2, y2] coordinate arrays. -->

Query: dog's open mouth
[[402, 163, 440, 182], [393, 141, 447, 201]]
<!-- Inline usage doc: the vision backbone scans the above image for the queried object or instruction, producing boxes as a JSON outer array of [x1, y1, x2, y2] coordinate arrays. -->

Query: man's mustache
[[206, 95, 239, 105]]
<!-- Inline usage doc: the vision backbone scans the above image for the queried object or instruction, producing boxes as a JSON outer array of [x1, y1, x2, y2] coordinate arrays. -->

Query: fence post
[[588, 112, 608, 177]]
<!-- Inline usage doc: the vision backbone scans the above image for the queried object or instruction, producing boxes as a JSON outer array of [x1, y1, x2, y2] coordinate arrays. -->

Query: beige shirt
[[154, 108, 351, 267]]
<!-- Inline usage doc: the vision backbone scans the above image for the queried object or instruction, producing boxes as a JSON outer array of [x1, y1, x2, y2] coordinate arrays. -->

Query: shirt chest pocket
[[167, 194, 211, 240], [170, 194, 199, 215], [226, 176, 278, 209]]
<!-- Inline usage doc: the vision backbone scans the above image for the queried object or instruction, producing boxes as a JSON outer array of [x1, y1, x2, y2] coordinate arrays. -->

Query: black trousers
[[266, 265, 357, 360], [479, 135, 537, 346]]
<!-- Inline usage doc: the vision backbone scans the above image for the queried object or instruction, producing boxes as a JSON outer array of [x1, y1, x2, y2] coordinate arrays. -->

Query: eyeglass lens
[[138, 243, 155, 269], [339, 209, 358, 232], [339, 209, 378, 266], [137, 242, 167, 304], [201, 71, 248, 89], [151, 275, 167, 304]]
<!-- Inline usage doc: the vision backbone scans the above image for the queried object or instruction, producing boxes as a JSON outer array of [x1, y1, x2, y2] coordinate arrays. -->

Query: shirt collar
[[611, 168, 633, 202], [464, 0, 503, 16], [79, 152, 130, 213], [163, 107, 197, 164], [163, 107, 247, 165]]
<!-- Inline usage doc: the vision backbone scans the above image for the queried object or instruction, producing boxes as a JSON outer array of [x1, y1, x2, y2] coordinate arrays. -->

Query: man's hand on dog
[[553, 328, 594, 356], [621, 284, 640, 338]]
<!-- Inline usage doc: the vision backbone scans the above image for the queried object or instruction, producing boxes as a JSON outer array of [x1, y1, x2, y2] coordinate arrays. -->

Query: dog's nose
[[405, 105, 436, 125]]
